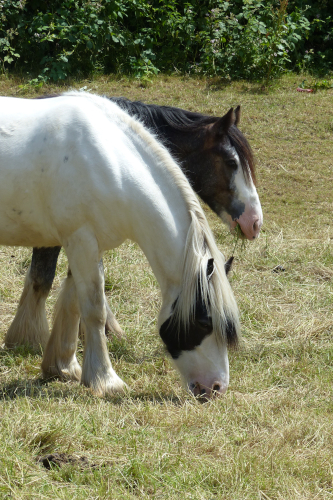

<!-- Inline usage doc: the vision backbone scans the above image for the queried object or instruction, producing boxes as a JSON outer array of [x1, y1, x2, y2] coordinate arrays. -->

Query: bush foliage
[[0, 0, 332, 81]]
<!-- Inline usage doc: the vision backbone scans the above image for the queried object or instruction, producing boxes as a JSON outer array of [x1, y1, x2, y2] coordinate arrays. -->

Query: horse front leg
[[44, 229, 126, 396], [5, 246, 61, 350]]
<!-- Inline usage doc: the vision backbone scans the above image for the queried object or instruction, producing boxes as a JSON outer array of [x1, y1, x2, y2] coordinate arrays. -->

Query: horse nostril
[[212, 384, 220, 392], [253, 219, 259, 231], [252, 219, 261, 238], [200, 388, 206, 395]]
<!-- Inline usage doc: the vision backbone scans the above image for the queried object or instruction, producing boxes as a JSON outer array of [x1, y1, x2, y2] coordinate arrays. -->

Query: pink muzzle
[[231, 208, 263, 240], [190, 380, 228, 401]]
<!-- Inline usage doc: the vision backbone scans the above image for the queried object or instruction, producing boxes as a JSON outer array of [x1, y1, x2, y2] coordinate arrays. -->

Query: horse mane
[[110, 97, 255, 185], [109, 97, 216, 130], [63, 91, 240, 347]]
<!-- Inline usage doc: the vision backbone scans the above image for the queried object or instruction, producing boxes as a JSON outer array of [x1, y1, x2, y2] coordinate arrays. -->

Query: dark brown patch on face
[[181, 127, 246, 220]]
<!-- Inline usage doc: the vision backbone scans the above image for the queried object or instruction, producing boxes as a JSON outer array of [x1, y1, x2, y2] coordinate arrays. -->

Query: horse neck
[[119, 147, 193, 300], [129, 187, 191, 302], [159, 127, 206, 162]]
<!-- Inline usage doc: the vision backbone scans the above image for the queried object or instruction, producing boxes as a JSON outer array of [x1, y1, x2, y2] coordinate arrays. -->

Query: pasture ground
[[0, 74, 332, 499]]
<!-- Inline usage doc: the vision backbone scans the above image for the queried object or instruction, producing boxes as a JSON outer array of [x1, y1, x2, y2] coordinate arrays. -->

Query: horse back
[[0, 96, 132, 248]]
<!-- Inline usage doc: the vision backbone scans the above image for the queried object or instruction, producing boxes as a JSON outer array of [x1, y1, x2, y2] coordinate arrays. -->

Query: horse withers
[[0, 93, 239, 398]]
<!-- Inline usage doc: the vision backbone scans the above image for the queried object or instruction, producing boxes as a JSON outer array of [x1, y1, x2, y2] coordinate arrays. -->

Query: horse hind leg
[[100, 258, 125, 338], [105, 302, 124, 338], [78, 259, 125, 340], [5, 246, 61, 350], [4, 270, 49, 350], [78, 295, 124, 339], [41, 269, 82, 382]]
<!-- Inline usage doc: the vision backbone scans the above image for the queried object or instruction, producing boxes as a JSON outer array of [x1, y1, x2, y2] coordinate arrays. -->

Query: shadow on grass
[[125, 392, 185, 406], [0, 343, 42, 358], [0, 377, 82, 401], [205, 77, 271, 95], [0, 377, 187, 406]]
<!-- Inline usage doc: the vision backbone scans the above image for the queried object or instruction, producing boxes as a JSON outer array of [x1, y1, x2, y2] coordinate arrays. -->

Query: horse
[[0, 92, 240, 398], [4, 96, 262, 350]]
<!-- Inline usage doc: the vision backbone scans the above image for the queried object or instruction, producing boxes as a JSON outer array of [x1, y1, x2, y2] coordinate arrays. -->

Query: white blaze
[[221, 152, 263, 240]]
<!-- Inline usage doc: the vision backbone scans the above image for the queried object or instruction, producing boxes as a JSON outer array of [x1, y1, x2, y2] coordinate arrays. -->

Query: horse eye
[[197, 318, 213, 331], [229, 160, 238, 170]]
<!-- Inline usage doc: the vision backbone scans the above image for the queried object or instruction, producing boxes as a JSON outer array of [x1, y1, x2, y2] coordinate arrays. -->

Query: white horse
[[0, 92, 239, 398]]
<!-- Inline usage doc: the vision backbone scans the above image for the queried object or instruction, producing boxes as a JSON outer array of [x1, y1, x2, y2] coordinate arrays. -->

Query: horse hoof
[[41, 359, 82, 383], [81, 372, 128, 397]]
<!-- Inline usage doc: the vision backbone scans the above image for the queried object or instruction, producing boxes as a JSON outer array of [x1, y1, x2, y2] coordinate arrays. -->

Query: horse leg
[[78, 259, 125, 339], [48, 268, 123, 379], [5, 247, 61, 350], [105, 301, 124, 337], [73, 235, 126, 396], [41, 269, 82, 382], [45, 229, 125, 396]]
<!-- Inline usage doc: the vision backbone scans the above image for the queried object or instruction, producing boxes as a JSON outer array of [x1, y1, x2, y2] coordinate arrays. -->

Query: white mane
[[64, 91, 240, 344]]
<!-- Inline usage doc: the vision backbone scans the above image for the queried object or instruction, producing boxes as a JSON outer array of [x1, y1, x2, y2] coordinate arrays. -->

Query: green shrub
[[288, 0, 333, 74], [0, 0, 330, 82]]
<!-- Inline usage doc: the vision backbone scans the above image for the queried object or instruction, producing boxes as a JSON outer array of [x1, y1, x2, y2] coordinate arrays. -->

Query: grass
[[0, 72, 333, 499]]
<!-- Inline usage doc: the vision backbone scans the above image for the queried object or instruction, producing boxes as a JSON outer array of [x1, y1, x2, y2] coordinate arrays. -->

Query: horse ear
[[211, 108, 235, 137], [235, 105, 241, 126], [224, 256, 234, 276], [206, 258, 215, 281]]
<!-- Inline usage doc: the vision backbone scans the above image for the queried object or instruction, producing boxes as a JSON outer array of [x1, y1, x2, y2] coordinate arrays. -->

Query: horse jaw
[[171, 334, 230, 400]]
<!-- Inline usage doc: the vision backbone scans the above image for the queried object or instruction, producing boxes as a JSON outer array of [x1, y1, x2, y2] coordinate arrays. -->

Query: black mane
[[109, 97, 216, 133], [109, 97, 255, 183]]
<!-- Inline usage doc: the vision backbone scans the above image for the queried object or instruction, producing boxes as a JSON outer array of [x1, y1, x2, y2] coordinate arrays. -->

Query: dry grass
[[0, 73, 332, 499]]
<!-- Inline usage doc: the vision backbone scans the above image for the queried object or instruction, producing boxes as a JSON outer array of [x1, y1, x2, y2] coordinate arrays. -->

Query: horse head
[[183, 106, 263, 240], [159, 256, 238, 401]]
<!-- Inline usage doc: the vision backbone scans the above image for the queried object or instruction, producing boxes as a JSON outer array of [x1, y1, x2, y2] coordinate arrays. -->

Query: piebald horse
[[0, 92, 239, 398], [5, 97, 262, 350]]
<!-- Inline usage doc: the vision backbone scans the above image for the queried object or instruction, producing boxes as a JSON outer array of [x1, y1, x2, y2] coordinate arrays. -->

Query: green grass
[[0, 73, 333, 499]]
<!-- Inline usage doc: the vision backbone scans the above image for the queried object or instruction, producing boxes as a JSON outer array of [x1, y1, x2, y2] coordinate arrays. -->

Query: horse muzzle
[[189, 380, 228, 401], [229, 210, 262, 240]]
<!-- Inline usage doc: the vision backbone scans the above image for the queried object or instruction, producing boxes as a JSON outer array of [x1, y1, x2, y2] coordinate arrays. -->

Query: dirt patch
[[37, 453, 99, 470]]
